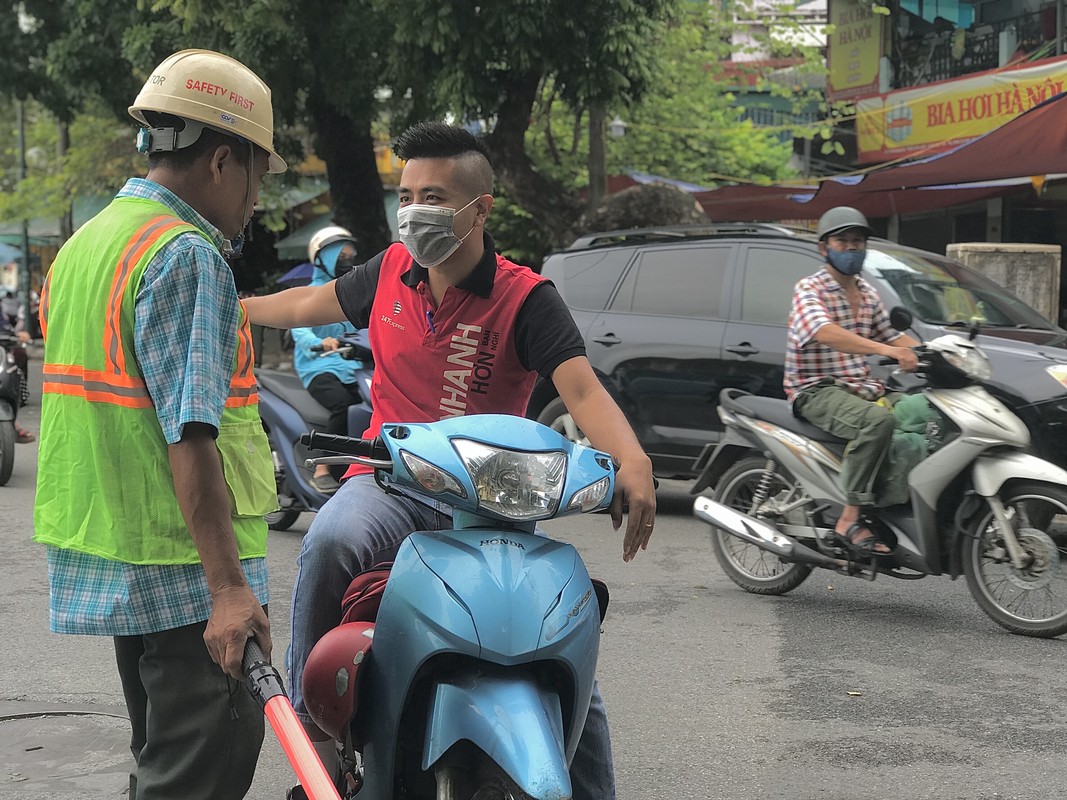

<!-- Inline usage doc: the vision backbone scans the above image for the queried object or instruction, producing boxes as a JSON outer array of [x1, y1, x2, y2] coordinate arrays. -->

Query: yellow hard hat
[[129, 49, 287, 174]]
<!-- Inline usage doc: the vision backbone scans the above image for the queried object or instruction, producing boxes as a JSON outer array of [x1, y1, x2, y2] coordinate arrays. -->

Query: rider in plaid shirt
[[785, 207, 919, 555]]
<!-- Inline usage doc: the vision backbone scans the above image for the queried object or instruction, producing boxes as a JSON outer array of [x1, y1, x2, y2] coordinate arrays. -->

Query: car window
[[549, 250, 632, 311], [611, 245, 731, 319], [866, 245, 1056, 329], [741, 246, 823, 324]]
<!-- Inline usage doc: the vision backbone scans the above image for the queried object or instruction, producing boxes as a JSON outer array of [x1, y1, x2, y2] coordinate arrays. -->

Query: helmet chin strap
[[225, 139, 255, 258]]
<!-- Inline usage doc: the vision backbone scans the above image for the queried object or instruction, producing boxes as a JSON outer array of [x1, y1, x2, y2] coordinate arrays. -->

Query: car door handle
[[591, 334, 622, 346], [726, 342, 760, 356]]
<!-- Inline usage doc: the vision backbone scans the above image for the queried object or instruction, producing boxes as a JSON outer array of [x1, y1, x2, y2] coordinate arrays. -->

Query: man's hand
[[891, 346, 919, 371], [610, 455, 657, 562], [16, 331, 30, 344], [204, 584, 271, 680], [320, 336, 341, 352]]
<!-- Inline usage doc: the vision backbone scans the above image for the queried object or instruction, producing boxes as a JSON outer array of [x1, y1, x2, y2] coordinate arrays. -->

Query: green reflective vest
[[33, 196, 275, 564]]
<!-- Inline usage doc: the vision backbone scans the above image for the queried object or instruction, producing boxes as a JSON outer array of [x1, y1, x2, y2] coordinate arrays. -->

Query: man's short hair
[[393, 122, 494, 196], [142, 111, 252, 171]]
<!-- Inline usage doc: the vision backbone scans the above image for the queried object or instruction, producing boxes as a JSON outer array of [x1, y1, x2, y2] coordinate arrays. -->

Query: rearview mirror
[[889, 306, 914, 332]]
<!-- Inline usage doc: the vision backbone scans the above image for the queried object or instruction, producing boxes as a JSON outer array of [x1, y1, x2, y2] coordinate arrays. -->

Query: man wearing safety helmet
[[785, 206, 920, 555], [292, 226, 364, 494], [244, 121, 656, 800], [33, 49, 285, 799]]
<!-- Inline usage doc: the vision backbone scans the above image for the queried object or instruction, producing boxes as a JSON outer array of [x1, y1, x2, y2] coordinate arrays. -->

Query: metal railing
[[891, 10, 1056, 88]]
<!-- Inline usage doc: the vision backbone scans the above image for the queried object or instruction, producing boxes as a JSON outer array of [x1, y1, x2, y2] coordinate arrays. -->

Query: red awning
[[691, 91, 1067, 221]]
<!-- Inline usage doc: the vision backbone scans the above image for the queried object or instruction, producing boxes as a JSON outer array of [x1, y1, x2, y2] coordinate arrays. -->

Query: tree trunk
[[56, 121, 73, 242], [307, 93, 393, 262], [485, 73, 585, 251], [587, 102, 607, 212]]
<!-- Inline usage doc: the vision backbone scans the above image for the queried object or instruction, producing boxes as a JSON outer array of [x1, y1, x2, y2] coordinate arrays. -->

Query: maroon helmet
[[302, 621, 375, 742]]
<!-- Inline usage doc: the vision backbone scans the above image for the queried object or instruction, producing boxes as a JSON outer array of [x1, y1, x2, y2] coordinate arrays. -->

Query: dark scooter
[[0, 332, 26, 485], [256, 330, 374, 530]]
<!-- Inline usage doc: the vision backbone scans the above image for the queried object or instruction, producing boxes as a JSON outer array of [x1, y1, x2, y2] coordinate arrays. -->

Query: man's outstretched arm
[[243, 282, 346, 329]]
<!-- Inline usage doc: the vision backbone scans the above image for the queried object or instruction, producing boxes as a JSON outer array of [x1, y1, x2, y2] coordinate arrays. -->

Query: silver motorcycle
[[692, 329, 1067, 638]]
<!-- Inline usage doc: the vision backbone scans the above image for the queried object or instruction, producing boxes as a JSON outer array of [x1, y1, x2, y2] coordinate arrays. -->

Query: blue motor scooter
[[255, 330, 374, 531], [300, 414, 613, 800]]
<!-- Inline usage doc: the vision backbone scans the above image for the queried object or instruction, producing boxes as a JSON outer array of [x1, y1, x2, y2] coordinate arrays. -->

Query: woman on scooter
[[291, 226, 364, 494]]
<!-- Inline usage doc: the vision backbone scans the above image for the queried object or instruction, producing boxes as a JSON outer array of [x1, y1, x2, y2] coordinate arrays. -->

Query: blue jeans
[[288, 474, 616, 800]]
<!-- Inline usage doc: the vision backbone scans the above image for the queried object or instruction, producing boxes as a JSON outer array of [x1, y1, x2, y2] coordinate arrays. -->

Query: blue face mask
[[826, 248, 866, 275]]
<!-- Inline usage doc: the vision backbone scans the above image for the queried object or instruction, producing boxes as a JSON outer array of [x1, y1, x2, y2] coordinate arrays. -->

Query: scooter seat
[[256, 369, 332, 429], [720, 389, 848, 446]]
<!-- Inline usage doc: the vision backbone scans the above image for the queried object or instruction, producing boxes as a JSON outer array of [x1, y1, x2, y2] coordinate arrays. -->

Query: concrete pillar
[[985, 197, 1003, 242], [946, 242, 1062, 324], [887, 214, 900, 243]]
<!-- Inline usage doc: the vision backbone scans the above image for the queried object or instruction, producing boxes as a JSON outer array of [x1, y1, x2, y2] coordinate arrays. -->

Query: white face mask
[[397, 196, 479, 267]]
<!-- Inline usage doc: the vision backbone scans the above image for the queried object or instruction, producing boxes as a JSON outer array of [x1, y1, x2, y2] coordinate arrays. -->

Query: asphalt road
[[3, 351, 1067, 799]]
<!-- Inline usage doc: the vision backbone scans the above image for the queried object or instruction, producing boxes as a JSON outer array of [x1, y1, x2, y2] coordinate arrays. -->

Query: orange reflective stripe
[[235, 320, 254, 377], [42, 362, 153, 408], [39, 270, 52, 340], [44, 363, 148, 388], [103, 216, 189, 376], [226, 317, 258, 400], [225, 393, 259, 408]]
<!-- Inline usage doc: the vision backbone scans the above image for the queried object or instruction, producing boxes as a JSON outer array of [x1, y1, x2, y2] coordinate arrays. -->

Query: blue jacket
[[291, 261, 363, 388]]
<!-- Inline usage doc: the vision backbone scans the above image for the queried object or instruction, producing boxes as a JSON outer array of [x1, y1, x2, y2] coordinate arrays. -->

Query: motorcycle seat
[[255, 369, 332, 429], [720, 389, 848, 446]]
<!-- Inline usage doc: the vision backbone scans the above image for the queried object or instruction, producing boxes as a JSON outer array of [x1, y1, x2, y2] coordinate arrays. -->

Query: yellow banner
[[827, 0, 883, 100], [857, 57, 1067, 162]]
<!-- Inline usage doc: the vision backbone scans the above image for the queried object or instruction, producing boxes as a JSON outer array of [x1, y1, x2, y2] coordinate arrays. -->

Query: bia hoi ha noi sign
[[856, 56, 1067, 162]]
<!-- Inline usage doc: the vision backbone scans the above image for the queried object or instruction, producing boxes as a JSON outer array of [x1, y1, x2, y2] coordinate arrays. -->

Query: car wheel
[[535, 397, 590, 446]]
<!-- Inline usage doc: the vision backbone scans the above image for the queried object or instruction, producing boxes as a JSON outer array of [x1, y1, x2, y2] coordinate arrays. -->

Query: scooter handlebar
[[302, 431, 390, 461]]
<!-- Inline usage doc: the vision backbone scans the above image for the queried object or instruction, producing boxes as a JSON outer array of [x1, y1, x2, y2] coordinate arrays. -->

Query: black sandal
[[833, 521, 892, 556]]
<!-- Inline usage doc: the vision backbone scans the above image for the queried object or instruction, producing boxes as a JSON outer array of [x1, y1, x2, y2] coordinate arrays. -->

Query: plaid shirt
[[45, 178, 267, 636], [784, 267, 897, 401]]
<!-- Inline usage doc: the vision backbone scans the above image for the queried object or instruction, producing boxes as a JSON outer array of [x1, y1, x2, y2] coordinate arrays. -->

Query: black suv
[[527, 224, 1067, 479]]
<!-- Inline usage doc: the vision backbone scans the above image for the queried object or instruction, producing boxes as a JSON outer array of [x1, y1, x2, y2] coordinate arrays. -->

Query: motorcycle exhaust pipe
[[693, 496, 845, 570]]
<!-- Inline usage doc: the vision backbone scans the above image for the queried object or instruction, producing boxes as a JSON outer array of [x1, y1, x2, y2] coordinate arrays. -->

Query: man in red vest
[[244, 121, 656, 800]]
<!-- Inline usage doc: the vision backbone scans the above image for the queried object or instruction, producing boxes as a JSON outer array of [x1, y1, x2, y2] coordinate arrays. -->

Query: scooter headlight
[[927, 334, 993, 382], [452, 439, 566, 520], [940, 343, 992, 381]]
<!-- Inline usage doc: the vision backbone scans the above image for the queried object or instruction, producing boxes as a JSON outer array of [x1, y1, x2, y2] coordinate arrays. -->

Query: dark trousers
[[307, 373, 363, 436], [793, 383, 894, 507], [113, 620, 264, 800]]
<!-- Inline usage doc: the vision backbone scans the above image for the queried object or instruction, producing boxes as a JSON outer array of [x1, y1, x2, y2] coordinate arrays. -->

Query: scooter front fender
[[0, 398, 13, 422], [972, 452, 1067, 496], [423, 672, 570, 800]]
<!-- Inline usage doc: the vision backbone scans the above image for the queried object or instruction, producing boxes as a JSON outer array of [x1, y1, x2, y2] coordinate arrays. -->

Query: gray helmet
[[816, 206, 872, 241]]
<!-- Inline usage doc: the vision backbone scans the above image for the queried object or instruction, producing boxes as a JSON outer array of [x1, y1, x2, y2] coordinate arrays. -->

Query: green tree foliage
[[1, 0, 830, 265], [378, 0, 678, 250], [144, 0, 395, 259], [0, 96, 138, 224]]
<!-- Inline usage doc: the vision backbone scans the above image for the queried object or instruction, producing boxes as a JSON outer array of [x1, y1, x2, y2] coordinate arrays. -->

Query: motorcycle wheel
[[962, 482, 1067, 638], [535, 397, 589, 446], [264, 432, 302, 531], [435, 756, 533, 800], [0, 420, 13, 485], [708, 455, 812, 595], [265, 507, 301, 532]]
